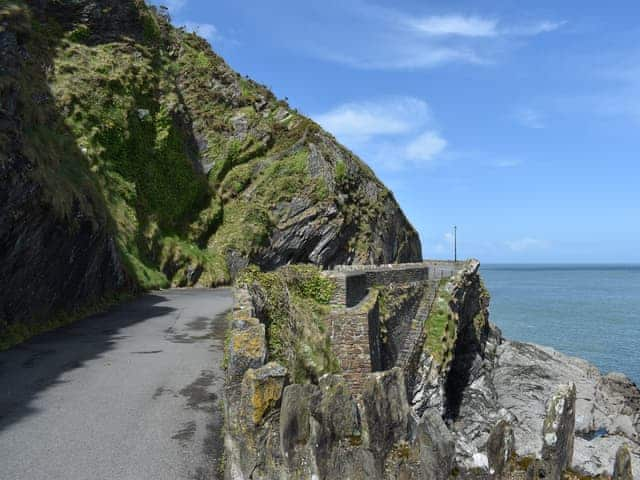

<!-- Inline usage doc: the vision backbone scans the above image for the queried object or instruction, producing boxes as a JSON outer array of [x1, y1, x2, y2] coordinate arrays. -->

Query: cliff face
[[0, 2, 132, 346], [0, 0, 420, 344]]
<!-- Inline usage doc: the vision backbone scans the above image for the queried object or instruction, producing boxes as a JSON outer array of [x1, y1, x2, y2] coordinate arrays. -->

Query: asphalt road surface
[[0, 288, 232, 480]]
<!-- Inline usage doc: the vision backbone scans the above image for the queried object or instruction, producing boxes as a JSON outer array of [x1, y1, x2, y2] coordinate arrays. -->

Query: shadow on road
[[0, 293, 175, 433]]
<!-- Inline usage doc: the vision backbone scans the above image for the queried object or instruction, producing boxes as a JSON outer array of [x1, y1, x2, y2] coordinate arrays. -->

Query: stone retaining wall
[[228, 261, 469, 396], [381, 284, 425, 368], [323, 260, 468, 392], [325, 260, 464, 307], [328, 289, 381, 393]]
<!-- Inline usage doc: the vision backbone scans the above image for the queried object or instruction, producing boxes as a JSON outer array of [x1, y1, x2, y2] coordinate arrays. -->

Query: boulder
[[225, 323, 267, 389], [312, 375, 376, 479], [361, 367, 411, 465], [487, 419, 515, 479], [240, 362, 287, 425], [279, 375, 377, 479], [540, 383, 576, 480], [416, 409, 455, 480], [315, 374, 362, 442], [613, 444, 633, 480], [279, 383, 319, 477]]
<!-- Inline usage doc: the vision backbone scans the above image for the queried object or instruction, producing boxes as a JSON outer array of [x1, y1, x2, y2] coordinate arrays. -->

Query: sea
[[481, 264, 640, 386]]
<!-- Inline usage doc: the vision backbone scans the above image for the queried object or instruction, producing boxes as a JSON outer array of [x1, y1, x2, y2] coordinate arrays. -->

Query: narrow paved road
[[0, 288, 232, 480]]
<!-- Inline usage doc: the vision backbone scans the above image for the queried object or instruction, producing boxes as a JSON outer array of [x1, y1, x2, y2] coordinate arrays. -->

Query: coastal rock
[[279, 383, 321, 477], [228, 364, 457, 479], [487, 419, 515, 479], [613, 444, 633, 480], [416, 409, 455, 480], [494, 342, 640, 476], [361, 368, 412, 462], [310, 375, 376, 479], [225, 262, 640, 479], [448, 338, 640, 477], [240, 362, 287, 425], [540, 383, 576, 480]]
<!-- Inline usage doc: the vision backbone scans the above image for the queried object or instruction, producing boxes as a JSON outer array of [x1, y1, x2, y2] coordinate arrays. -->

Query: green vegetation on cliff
[[238, 265, 340, 383], [0, 0, 421, 347], [424, 279, 457, 368]]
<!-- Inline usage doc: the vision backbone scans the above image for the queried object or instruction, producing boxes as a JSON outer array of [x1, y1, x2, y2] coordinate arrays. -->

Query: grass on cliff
[[5, 0, 408, 308], [50, 30, 219, 286], [1, 0, 230, 291], [238, 265, 340, 383], [424, 278, 457, 368]]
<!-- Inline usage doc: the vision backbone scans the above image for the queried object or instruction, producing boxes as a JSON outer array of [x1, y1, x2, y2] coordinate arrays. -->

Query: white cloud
[[505, 237, 550, 252], [315, 97, 430, 142], [408, 16, 566, 38], [314, 96, 448, 170], [504, 20, 567, 36], [405, 131, 447, 163], [494, 159, 522, 168], [182, 21, 218, 41], [244, 2, 565, 71], [545, 53, 640, 124], [319, 46, 486, 70], [514, 107, 545, 129], [309, 3, 564, 70], [409, 15, 498, 37]]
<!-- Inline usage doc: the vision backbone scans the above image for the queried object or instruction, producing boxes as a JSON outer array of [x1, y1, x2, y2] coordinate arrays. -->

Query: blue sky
[[154, 0, 640, 263]]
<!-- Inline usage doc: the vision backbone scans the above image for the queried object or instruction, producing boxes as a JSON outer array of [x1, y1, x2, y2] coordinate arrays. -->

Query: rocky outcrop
[[486, 420, 515, 480], [540, 383, 576, 480], [409, 259, 495, 418], [226, 365, 455, 479], [447, 338, 640, 477], [225, 283, 456, 479], [0, 2, 131, 345]]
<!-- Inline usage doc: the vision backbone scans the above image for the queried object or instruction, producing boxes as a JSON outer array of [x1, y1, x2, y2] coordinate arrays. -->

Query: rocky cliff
[[0, 0, 420, 346], [226, 261, 640, 479]]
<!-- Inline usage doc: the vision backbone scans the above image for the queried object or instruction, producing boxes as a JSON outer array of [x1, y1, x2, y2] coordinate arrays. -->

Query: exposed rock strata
[[225, 285, 455, 479], [486, 419, 515, 479], [443, 337, 640, 477], [0, 3, 132, 337]]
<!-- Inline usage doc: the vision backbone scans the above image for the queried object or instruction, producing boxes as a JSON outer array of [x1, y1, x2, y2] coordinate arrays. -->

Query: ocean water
[[481, 264, 640, 386]]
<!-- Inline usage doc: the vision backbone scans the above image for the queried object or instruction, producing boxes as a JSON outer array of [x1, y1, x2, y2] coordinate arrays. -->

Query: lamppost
[[453, 225, 457, 262]]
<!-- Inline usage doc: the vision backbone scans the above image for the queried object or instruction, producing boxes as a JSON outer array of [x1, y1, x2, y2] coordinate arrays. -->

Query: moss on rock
[[238, 265, 340, 383]]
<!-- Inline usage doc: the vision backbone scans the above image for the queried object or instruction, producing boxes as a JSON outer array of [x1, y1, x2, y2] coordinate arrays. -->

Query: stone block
[[240, 362, 287, 425]]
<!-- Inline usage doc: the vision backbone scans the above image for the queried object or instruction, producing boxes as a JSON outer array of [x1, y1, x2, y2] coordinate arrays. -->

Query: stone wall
[[322, 260, 466, 392], [328, 289, 381, 393], [326, 260, 464, 307], [227, 261, 470, 399], [381, 284, 425, 368]]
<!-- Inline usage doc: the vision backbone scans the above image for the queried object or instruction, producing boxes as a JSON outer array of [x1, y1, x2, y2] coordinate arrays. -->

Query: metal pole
[[454, 225, 457, 262]]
